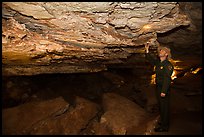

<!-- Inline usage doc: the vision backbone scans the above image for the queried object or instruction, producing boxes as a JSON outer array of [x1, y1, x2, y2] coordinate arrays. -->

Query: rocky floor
[[150, 95, 202, 135], [2, 67, 202, 135], [161, 111, 202, 135]]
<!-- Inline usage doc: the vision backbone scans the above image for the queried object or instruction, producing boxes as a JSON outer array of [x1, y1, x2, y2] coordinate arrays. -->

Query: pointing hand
[[145, 42, 150, 53]]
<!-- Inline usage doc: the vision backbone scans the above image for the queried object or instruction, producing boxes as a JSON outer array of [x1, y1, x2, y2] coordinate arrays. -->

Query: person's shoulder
[[164, 60, 174, 70], [165, 60, 173, 65]]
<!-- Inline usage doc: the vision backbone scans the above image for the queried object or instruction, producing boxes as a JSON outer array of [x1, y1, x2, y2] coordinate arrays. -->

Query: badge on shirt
[[160, 66, 163, 69], [168, 65, 173, 71]]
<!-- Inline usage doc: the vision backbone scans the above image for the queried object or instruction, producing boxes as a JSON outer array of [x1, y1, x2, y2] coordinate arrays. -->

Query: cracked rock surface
[[3, 2, 201, 76]]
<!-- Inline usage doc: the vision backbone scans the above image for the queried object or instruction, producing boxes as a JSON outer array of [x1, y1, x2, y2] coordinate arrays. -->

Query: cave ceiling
[[2, 2, 202, 76]]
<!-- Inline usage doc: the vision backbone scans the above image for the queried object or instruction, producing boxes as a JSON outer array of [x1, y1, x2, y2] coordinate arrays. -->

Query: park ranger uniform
[[146, 52, 174, 131]]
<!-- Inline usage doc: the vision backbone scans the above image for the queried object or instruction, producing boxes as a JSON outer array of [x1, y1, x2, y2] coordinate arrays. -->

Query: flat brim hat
[[157, 46, 172, 60]]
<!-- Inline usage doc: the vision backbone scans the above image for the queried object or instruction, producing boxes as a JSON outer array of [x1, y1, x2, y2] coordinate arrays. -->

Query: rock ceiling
[[2, 2, 202, 76]]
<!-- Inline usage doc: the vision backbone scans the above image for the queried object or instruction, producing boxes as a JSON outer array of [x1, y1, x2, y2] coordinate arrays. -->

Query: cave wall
[[2, 2, 201, 76]]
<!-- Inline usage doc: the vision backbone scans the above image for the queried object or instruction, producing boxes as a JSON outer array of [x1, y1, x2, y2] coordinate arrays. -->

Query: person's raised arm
[[145, 42, 158, 66]]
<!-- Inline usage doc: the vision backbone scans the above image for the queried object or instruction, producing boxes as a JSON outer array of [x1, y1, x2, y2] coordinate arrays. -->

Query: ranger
[[145, 41, 174, 132]]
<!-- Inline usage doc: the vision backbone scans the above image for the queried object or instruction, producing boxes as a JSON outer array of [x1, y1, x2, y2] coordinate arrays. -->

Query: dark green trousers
[[156, 85, 170, 129]]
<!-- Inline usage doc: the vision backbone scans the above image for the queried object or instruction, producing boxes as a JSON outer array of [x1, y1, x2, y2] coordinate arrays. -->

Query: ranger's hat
[[158, 46, 172, 60]]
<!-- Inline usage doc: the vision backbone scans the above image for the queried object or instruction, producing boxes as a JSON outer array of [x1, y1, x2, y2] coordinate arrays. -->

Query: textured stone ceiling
[[2, 2, 202, 76]]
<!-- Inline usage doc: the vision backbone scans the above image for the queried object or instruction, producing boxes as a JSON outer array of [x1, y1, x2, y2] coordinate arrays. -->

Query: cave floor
[[2, 68, 202, 135], [151, 111, 202, 135], [151, 90, 202, 135]]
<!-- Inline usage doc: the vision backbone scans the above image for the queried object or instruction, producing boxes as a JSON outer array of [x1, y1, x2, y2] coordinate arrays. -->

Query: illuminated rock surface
[[2, 2, 201, 75]]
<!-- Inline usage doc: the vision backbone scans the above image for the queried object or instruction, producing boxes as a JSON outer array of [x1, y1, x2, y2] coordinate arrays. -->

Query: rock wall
[[2, 2, 194, 76]]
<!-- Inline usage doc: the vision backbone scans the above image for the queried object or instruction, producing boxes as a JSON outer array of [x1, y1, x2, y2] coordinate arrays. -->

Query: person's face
[[159, 49, 168, 58]]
